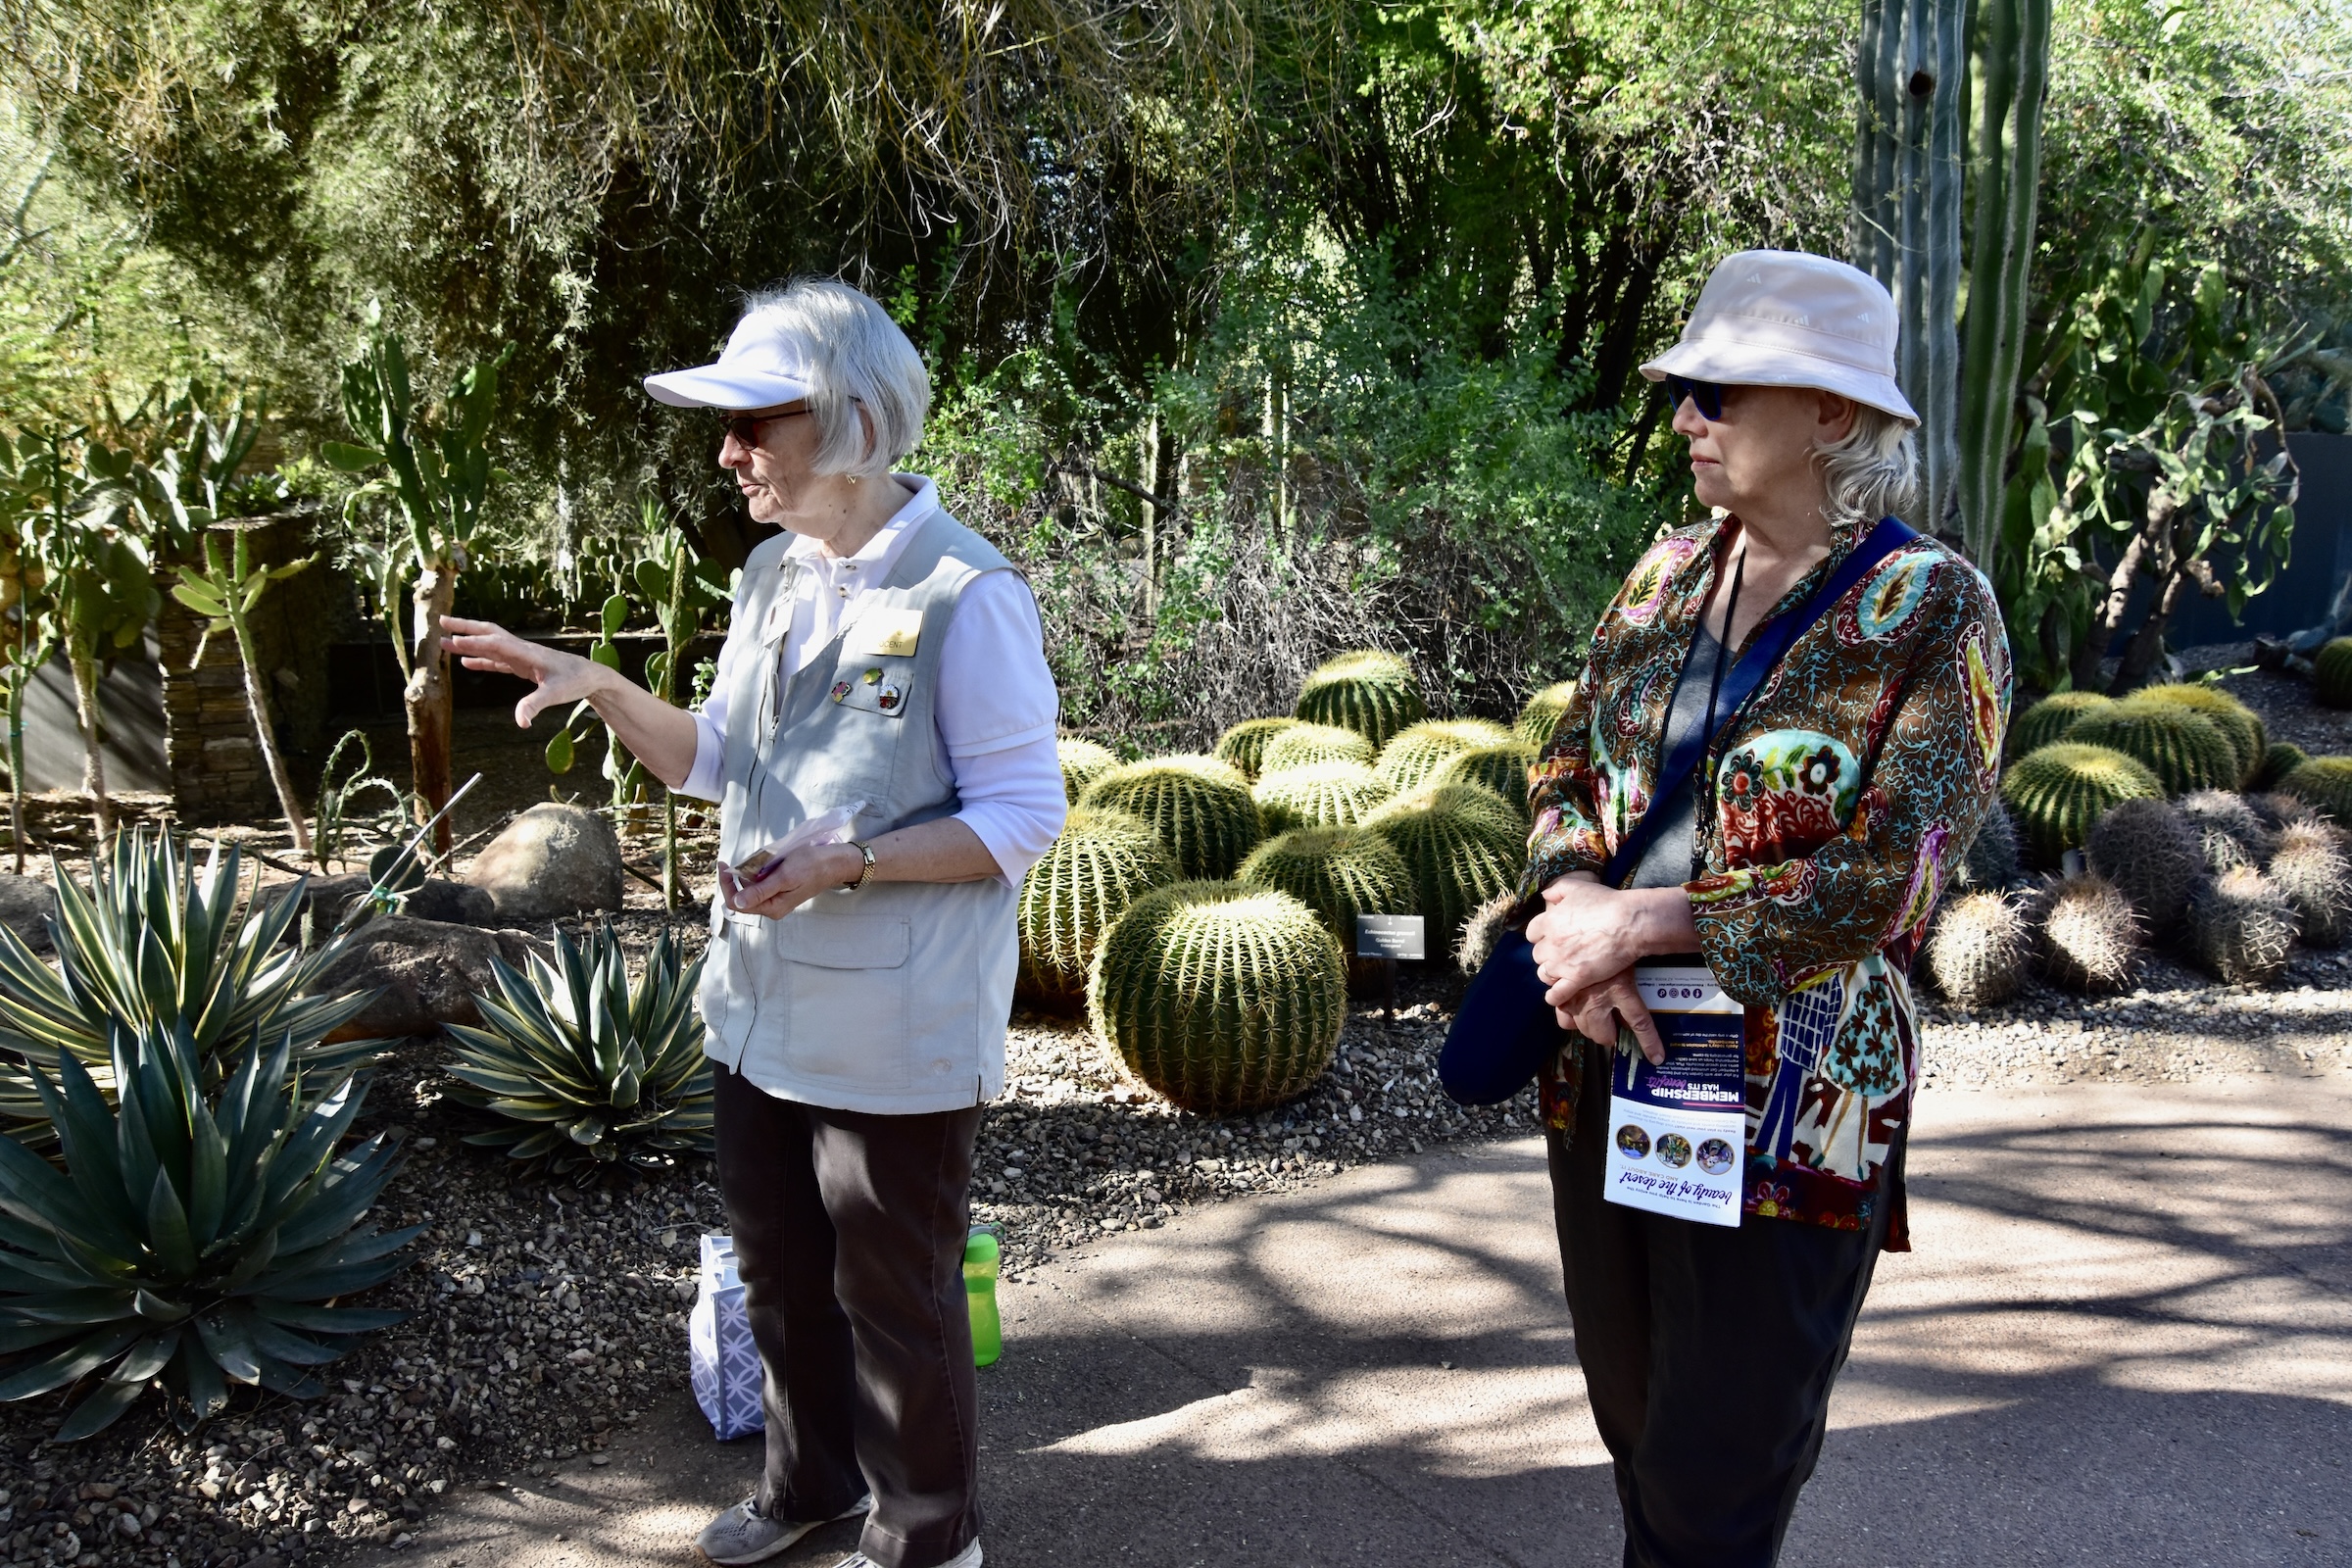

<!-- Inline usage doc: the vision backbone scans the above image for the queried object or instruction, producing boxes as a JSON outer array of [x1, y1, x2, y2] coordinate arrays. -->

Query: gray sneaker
[[696, 1493, 872, 1565]]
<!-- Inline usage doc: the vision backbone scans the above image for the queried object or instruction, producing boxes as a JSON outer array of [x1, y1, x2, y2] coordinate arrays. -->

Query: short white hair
[[1814, 403, 1918, 528], [737, 279, 929, 479]]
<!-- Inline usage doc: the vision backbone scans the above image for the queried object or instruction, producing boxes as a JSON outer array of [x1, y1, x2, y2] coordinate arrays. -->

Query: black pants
[[713, 1065, 984, 1568], [1547, 1042, 1894, 1568]]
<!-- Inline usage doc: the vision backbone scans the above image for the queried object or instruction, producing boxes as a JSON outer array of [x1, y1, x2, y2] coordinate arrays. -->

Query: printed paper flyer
[[1603, 965, 1745, 1227]]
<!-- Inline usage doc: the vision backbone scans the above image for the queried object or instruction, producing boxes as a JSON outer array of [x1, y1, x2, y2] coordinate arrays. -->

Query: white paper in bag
[[688, 1234, 765, 1440]]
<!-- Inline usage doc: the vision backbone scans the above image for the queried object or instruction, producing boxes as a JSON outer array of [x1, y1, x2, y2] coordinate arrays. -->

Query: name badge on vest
[[829, 664, 911, 718], [848, 608, 923, 658], [1602, 965, 1746, 1227]]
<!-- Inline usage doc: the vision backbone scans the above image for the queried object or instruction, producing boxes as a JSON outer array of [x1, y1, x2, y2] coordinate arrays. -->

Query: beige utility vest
[[700, 508, 1020, 1113]]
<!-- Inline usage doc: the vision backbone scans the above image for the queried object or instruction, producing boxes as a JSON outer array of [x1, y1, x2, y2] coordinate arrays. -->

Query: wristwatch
[[840, 840, 876, 892]]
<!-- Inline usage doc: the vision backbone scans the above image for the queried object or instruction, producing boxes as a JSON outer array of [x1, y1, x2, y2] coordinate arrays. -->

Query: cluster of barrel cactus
[[1038, 649, 1549, 1115], [2315, 637, 2352, 710]]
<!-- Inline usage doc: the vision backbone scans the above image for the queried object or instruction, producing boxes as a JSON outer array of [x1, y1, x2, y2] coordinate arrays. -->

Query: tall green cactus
[[1852, 0, 1965, 530], [1955, 0, 2053, 567]]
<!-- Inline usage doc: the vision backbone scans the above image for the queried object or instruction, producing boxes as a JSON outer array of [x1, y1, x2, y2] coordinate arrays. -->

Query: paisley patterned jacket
[[1522, 514, 2012, 1246]]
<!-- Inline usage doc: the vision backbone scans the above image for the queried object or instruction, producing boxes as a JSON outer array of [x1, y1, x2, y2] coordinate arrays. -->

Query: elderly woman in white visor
[[1514, 251, 2010, 1566], [442, 278, 1064, 1568]]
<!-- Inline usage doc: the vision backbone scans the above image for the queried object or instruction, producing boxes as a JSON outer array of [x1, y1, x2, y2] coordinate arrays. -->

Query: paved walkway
[[362, 1075, 2352, 1567]]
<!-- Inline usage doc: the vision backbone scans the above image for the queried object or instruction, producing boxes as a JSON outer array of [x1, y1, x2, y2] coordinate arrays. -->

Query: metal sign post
[[1353, 913, 1428, 1027]]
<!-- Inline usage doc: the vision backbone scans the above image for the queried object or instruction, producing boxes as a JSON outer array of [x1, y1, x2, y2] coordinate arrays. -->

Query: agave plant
[[444, 924, 711, 1179], [0, 831, 383, 1133], [0, 1025, 415, 1439]]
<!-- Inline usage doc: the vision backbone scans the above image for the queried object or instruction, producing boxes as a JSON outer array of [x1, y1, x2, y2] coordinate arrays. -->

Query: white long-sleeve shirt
[[677, 476, 1066, 885]]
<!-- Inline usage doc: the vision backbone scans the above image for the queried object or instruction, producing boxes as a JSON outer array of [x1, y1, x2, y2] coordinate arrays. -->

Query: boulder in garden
[[278, 872, 498, 932], [0, 873, 54, 954], [465, 804, 625, 923], [316, 915, 552, 1041]]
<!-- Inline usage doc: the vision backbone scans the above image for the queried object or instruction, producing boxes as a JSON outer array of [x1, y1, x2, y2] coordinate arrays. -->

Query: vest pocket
[[770, 911, 913, 1086]]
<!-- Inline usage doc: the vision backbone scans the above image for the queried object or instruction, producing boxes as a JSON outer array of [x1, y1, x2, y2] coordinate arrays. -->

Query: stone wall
[[152, 508, 342, 823]]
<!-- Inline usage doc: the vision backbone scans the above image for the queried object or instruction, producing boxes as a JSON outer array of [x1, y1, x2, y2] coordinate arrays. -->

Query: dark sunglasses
[[1663, 374, 1728, 420], [717, 405, 811, 445]]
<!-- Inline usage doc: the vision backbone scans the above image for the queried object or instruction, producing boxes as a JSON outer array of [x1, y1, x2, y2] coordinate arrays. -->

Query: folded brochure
[[1603, 965, 1745, 1227]]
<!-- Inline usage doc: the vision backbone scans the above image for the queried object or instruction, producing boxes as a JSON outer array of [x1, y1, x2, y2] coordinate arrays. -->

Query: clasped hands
[[1526, 873, 1701, 1066]]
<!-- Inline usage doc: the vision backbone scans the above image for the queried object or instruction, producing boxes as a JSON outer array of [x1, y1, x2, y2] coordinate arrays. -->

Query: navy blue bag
[[1438, 516, 1917, 1105]]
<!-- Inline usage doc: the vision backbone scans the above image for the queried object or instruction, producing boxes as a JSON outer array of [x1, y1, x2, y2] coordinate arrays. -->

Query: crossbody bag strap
[[1598, 514, 1918, 888]]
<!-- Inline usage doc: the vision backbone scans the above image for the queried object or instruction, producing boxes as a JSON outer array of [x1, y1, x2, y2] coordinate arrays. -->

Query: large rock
[[278, 872, 498, 932], [0, 873, 55, 954], [316, 915, 551, 1041], [464, 804, 625, 923]]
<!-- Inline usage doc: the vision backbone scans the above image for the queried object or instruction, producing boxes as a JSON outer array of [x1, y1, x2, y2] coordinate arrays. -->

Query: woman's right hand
[[1558, 970, 1667, 1065], [441, 616, 611, 728]]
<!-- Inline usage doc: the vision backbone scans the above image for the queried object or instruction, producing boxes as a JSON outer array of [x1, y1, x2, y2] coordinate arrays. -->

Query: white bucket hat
[[643, 307, 814, 411], [1640, 250, 1918, 423]]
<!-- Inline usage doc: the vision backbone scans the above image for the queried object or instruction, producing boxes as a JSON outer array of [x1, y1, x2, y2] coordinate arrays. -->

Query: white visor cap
[[643, 308, 816, 411], [1641, 250, 1919, 424]]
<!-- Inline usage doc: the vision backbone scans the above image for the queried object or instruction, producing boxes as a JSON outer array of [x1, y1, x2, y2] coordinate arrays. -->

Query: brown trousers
[[713, 1065, 984, 1568]]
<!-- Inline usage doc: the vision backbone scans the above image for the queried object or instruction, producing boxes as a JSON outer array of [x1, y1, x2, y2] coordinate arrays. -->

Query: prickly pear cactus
[[1999, 743, 2163, 865], [1363, 781, 1527, 952], [1375, 719, 1514, 793], [1260, 722, 1378, 774], [2187, 865, 2299, 984], [2131, 684, 2266, 786], [1213, 717, 1301, 781], [1017, 808, 1181, 1005], [2084, 797, 2204, 935], [1252, 760, 1395, 833], [1922, 891, 2031, 1008], [2032, 873, 2140, 994], [1238, 826, 1414, 945], [1088, 881, 1347, 1114], [1513, 681, 1580, 749], [2008, 691, 2113, 760], [1295, 650, 1425, 749], [1079, 756, 1264, 880], [1057, 738, 1118, 805], [2315, 638, 2352, 709], [2280, 756, 2352, 825], [2068, 700, 2238, 797], [1434, 741, 1539, 819]]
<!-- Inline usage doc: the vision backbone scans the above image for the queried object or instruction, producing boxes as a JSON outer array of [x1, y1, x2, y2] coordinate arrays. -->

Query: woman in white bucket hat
[[1511, 250, 2012, 1566]]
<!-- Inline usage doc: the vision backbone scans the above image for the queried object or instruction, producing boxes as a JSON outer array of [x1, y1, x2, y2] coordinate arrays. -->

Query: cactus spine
[[1950, 801, 2023, 892], [1260, 722, 1378, 774], [1514, 681, 1580, 749], [1923, 891, 2031, 1007], [2177, 789, 2277, 873], [2187, 866, 2299, 984], [1017, 808, 1180, 1005], [1375, 719, 1514, 793], [2268, 822, 2352, 949], [2032, 873, 2139, 994], [1999, 742, 2163, 865], [2008, 691, 2114, 759], [1363, 781, 1527, 952], [1057, 738, 1118, 805], [2253, 742, 2309, 793], [2084, 797, 2205, 935], [1088, 881, 1347, 1114], [1079, 756, 1264, 880], [1434, 741, 1539, 819], [1295, 650, 1425, 749], [2315, 638, 2352, 709], [1213, 717, 1300, 781], [1252, 760, 1395, 833], [2067, 700, 2239, 797]]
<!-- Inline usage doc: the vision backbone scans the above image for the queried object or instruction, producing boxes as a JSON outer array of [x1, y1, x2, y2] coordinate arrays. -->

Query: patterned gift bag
[[688, 1234, 765, 1439]]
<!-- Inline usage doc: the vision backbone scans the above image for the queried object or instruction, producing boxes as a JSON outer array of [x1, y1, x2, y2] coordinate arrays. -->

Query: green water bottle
[[963, 1228, 1002, 1367]]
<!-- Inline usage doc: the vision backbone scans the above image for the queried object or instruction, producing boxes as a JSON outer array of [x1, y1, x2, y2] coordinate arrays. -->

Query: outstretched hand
[[440, 615, 608, 728]]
